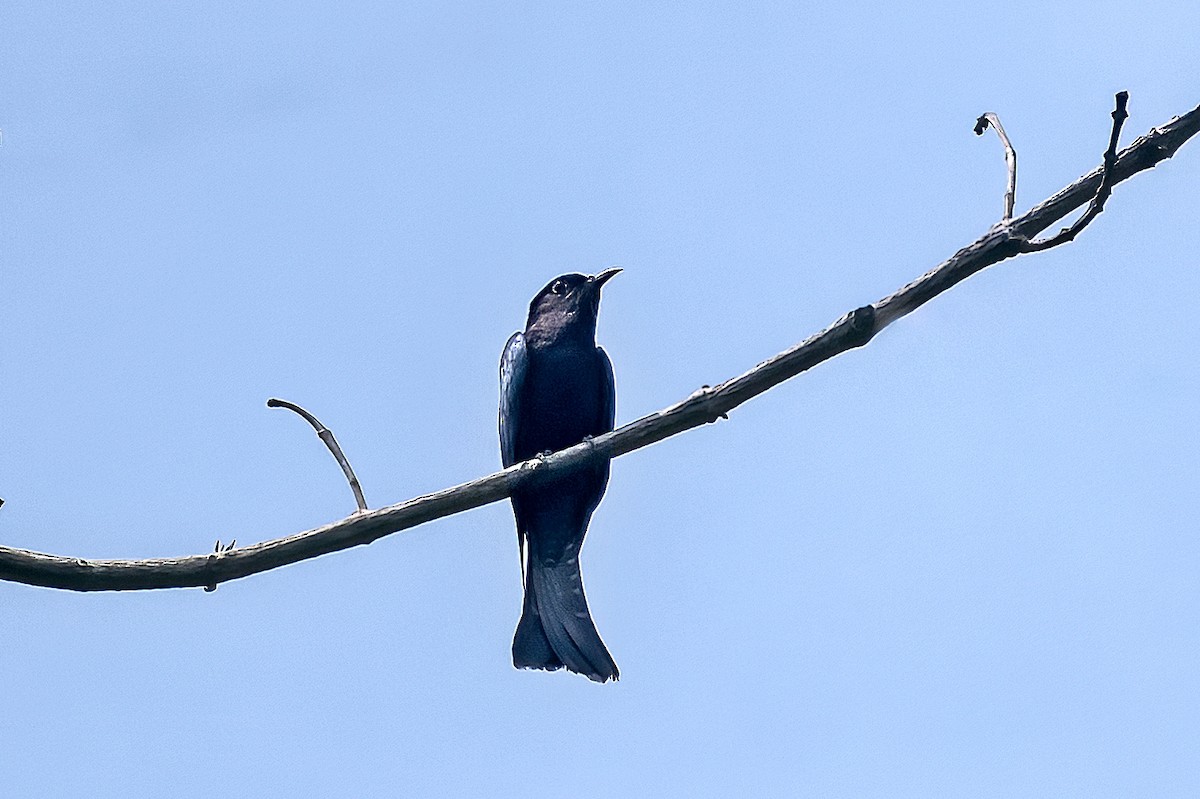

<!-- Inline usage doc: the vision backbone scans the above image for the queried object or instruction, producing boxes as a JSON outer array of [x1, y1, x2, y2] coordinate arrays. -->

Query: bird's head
[[525, 268, 621, 340]]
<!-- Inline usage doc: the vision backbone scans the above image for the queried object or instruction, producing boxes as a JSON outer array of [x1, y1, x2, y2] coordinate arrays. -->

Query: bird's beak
[[589, 268, 622, 289]]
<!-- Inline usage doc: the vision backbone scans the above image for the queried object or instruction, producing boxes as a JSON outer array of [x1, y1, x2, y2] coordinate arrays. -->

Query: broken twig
[[975, 112, 1018, 220], [268, 399, 369, 513]]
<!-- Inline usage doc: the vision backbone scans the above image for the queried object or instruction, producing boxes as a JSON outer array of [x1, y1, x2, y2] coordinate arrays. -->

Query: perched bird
[[499, 268, 621, 682]]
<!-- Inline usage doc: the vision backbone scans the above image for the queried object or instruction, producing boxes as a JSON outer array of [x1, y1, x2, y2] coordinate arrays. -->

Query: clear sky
[[2, 2, 1199, 796]]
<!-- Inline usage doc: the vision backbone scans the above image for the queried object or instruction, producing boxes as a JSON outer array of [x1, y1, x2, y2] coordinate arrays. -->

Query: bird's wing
[[500, 331, 531, 587], [598, 345, 616, 434], [499, 331, 527, 469]]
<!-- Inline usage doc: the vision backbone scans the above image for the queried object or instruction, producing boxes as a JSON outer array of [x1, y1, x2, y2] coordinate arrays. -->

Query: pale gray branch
[[268, 398, 369, 513], [1, 95, 1197, 592], [974, 112, 1018, 221]]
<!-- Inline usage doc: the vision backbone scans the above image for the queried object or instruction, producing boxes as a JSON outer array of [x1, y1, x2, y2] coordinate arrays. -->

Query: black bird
[[499, 268, 621, 682]]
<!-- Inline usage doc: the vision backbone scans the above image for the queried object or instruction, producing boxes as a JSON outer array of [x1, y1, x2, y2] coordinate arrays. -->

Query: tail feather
[[512, 577, 562, 672], [513, 557, 619, 683]]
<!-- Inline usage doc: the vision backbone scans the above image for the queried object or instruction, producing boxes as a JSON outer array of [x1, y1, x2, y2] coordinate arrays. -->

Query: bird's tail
[[513, 555, 619, 683]]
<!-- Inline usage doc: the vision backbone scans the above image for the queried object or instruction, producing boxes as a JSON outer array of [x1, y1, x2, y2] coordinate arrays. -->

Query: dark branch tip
[[1112, 93, 1130, 125]]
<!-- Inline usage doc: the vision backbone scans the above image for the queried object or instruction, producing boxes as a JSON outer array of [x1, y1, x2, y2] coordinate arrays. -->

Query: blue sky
[[2, 2, 1199, 795]]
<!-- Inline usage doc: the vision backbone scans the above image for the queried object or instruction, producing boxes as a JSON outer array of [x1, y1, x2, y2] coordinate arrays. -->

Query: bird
[[499, 268, 621, 682]]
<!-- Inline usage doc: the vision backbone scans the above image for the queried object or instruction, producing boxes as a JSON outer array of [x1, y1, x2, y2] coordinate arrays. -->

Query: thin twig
[[267, 398, 369, 513], [0, 94, 1196, 591], [204, 539, 238, 592], [975, 112, 1018, 220], [1020, 91, 1130, 251]]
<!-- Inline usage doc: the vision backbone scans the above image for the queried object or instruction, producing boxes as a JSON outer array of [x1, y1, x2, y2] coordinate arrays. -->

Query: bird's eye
[[550, 280, 567, 295]]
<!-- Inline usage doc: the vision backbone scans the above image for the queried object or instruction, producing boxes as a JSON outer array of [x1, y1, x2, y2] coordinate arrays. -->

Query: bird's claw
[[523, 450, 553, 470]]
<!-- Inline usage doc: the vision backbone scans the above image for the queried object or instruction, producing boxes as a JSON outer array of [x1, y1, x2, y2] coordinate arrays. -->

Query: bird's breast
[[517, 344, 606, 458]]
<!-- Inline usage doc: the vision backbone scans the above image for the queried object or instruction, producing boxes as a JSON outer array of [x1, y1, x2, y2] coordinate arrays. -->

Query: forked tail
[[512, 556, 619, 683]]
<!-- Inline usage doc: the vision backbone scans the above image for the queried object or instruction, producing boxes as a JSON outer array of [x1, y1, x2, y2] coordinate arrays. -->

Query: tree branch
[[267, 398, 369, 513], [2, 95, 1197, 592], [1019, 91, 1130, 251], [974, 112, 1018, 221]]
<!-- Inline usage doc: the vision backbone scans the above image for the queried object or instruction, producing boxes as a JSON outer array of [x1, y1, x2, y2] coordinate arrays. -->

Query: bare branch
[[0, 95, 1197, 592], [268, 398, 368, 513], [1020, 91, 1131, 252], [974, 112, 1018, 220]]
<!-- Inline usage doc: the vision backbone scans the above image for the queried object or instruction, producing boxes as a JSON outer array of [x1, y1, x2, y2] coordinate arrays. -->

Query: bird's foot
[[521, 450, 554, 471]]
